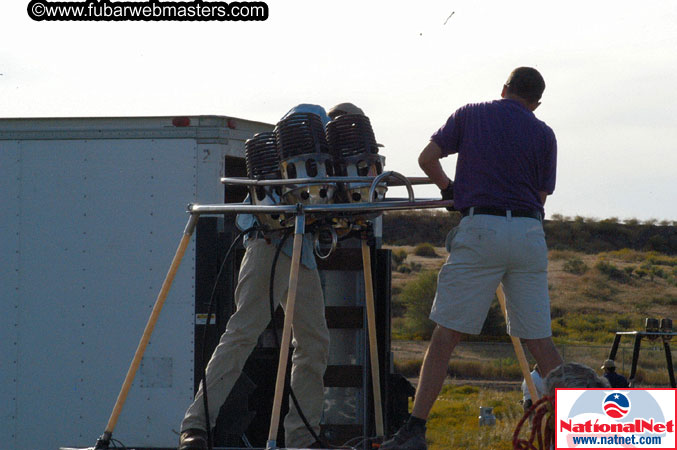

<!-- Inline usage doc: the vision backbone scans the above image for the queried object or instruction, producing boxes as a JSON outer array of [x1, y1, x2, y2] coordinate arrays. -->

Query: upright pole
[[95, 213, 199, 449], [608, 333, 622, 360], [496, 284, 539, 402], [267, 212, 305, 450], [663, 341, 676, 388], [361, 237, 385, 438], [628, 335, 643, 387]]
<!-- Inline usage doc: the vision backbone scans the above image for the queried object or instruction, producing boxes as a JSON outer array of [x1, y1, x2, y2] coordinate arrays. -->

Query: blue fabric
[[431, 99, 557, 215], [282, 103, 330, 127], [236, 198, 317, 270], [235, 104, 329, 270]]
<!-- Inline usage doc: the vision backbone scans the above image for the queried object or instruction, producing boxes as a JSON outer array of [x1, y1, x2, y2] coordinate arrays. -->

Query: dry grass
[[548, 250, 677, 324], [424, 385, 523, 450]]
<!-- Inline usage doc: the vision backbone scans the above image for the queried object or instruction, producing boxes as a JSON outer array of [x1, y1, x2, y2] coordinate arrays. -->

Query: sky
[[1, 0, 676, 222]]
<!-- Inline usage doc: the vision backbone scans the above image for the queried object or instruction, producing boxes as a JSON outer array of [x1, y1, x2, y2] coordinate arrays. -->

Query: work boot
[[380, 420, 427, 450], [178, 428, 207, 450]]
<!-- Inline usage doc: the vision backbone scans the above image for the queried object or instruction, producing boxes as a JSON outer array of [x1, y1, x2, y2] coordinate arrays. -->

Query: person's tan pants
[[181, 238, 330, 447]]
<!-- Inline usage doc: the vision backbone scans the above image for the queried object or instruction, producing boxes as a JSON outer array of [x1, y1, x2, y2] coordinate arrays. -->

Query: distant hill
[[382, 211, 677, 254]]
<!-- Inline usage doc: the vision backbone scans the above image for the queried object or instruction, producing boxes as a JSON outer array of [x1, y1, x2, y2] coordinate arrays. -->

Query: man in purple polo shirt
[[381, 67, 563, 450]]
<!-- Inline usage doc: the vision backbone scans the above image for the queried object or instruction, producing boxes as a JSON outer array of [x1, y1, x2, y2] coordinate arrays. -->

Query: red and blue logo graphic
[[603, 392, 630, 419]]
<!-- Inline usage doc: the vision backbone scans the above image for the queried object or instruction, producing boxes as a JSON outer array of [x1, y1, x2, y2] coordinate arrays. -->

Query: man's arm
[[538, 191, 548, 206], [418, 141, 452, 190]]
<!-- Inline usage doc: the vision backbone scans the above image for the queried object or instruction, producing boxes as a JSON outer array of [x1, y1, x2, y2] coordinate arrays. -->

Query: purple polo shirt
[[431, 99, 557, 215]]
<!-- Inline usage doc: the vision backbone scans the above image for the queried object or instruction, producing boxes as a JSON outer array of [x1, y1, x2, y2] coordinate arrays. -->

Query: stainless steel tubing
[[368, 171, 414, 203], [220, 175, 435, 187], [187, 199, 453, 216]]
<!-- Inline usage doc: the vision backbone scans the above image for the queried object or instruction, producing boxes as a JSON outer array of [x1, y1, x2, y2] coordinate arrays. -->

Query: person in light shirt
[[522, 363, 547, 412]]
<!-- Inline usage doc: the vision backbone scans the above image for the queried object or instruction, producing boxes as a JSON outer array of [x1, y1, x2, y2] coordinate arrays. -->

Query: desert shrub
[[648, 235, 669, 252], [581, 276, 618, 301], [390, 317, 407, 337], [651, 266, 667, 279], [491, 358, 523, 380], [600, 248, 646, 262], [563, 257, 589, 275], [639, 262, 668, 281], [397, 262, 422, 273], [413, 242, 438, 257], [394, 359, 422, 377], [617, 317, 633, 330], [448, 360, 485, 379], [549, 249, 579, 260], [551, 319, 567, 338], [635, 267, 648, 278], [651, 295, 677, 306], [646, 253, 677, 267], [551, 313, 637, 343], [595, 260, 631, 284], [391, 248, 408, 266], [398, 270, 438, 339], [551, 305, 566, 318], [397, 264, 412, 274], [634, 300, 653, 313]]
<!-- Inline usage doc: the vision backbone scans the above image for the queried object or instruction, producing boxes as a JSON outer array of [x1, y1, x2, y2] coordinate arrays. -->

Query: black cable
[[109, 438, 128, 449], [201, 225, 257, 450], [268, 229, 328, 448]]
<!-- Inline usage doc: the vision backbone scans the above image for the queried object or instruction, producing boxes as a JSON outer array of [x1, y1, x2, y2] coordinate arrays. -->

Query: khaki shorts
[[430, 212, 552, 339]]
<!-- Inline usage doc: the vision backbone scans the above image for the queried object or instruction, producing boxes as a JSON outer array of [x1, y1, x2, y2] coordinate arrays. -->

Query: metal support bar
[[188, 199, 453, 216], [664, 341, 676, 388], [608, 334, 622, 360], [628, 335, 643, 387], [267, 211, 306, 450], [220, 174, 436, 187], [361, 237, 384, 438]]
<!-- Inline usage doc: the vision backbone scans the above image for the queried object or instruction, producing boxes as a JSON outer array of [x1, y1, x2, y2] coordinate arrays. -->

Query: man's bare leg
[[410, 325, 464, 419], [524, 337, 563, 378]]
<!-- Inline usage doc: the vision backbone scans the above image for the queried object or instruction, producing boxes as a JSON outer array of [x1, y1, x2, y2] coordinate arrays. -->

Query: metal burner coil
[[245, 131, 281, 180], [326, 113, 379, 164], [275, 112, 330, 159]]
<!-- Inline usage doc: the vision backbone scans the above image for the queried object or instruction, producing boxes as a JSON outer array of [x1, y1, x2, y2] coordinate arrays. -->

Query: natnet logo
[[555, 388, 676, 449], [603, 392, 631, 419]]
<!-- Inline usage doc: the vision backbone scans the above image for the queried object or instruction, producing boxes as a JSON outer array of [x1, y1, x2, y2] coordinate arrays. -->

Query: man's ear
[[530, 101, 541, 111], [501, 85, 508, 98]]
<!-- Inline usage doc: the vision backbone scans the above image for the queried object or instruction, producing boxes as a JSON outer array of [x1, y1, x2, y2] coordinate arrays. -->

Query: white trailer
[[0, 115, 273, 450]]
